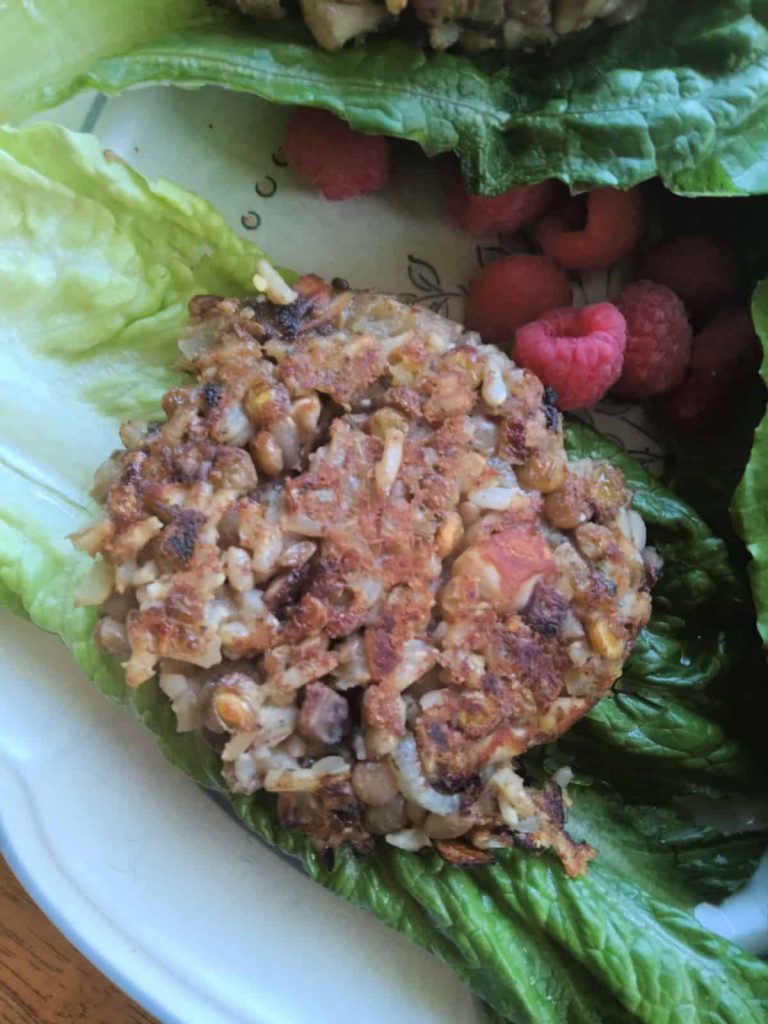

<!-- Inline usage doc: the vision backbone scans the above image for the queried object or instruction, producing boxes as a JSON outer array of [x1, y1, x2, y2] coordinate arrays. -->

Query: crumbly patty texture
[[76, 274, 656, 873], [223, 0, 647, 54]]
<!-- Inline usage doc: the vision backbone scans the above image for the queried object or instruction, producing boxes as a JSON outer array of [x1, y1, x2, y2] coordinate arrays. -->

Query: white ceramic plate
[[2, 85, 766, 1024]]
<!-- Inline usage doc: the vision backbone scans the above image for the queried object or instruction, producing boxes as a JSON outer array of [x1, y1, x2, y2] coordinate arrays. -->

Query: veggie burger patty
[[74, 270, 657, 873], [222, 0, 648, 53]]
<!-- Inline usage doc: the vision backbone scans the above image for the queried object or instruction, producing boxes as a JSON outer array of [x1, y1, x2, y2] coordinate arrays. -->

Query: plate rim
[[0, 793, 188, 1024]]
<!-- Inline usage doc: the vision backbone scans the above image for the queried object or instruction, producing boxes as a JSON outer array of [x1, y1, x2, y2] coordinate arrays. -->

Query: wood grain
[[0, 856, 157, 1024]]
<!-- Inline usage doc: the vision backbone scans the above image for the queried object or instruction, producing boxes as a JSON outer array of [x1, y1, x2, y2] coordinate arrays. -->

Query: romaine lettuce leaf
[[2, 122, 768, 1024], [481, 845, 768, 1024], [0, 0, 208, 125], [628, 803, 768, 902], [733, 280, 768, 646], [562, 421, 768, 894], [3, 1, 768, 196]]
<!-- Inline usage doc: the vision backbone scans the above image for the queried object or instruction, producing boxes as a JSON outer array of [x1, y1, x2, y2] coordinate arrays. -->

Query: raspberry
[[532, 187, 644, 270], [690, 307, 760, 375], [655, 307, 761, 435], [614, 281, 692, 398], [640, 234, 740, 315], [445, 164, 558, 235], [515, 303, 626, 411], [466, 255, 573, 347], [282, 108, 389, 201]]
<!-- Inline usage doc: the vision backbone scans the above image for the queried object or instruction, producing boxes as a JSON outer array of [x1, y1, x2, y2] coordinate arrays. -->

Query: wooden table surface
[[0, 856, 157, 1024]]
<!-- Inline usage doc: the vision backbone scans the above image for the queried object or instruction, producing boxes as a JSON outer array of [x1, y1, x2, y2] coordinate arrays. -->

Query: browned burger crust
[[74, 272, 656, 873]]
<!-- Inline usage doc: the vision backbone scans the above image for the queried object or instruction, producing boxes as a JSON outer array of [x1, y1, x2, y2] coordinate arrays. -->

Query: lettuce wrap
[[2, 1, 768, 195], [1, 121, 767, 1023]]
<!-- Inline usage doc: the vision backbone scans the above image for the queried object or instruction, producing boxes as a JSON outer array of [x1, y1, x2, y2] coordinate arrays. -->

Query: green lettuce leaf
[[3, 1, 768, 196], [0, 0, 209, 125], [481, 845, 768, 1024], [733, 280, 768, 646], [559, 421, 768, 898], [627, 803, 768, 901], [2, 122, 768, 1024]]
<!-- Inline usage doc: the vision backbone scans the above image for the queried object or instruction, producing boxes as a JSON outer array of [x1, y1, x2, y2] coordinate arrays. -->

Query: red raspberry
[[466, 255, 573, 347], [690, 307, 760, 375], [655, 308, 761, 435], [445, 164, 558, 235], [282, 108, 389, 201], [532, 187, 644, 270], [614, 281, 692, 398], [640, 234, 740, 315], [515, 303, 626, 411]]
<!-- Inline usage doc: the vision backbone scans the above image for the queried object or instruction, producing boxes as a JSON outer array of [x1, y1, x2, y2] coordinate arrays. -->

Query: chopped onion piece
[[390, 736, 461, 815], [385, 828, 432, 852]]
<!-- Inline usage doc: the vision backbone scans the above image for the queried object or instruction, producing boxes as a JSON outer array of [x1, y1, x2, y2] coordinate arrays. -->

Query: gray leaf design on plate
[[407, 254, 442, 292], [588, 401, 665, 477], [401, 254, 467, 321]]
